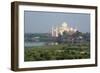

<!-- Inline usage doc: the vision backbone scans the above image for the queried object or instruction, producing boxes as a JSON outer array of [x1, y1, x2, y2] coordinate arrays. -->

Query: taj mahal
[[51, 22, 77, 37]]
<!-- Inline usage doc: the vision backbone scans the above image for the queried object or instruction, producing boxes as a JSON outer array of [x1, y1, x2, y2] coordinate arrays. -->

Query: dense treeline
[[24, 31, 90, 43], [24, 43, 90, 61]]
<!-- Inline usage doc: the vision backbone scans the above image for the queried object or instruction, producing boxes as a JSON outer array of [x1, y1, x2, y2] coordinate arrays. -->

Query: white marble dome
[[61, 22, 68, 27]]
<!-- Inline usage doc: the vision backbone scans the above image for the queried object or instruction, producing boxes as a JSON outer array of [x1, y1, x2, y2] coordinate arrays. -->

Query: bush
[[24, 43, 90, 61]]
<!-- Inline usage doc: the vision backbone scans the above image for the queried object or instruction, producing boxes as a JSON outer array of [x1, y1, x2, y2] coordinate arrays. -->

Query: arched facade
[[51, 22, 77, 37]]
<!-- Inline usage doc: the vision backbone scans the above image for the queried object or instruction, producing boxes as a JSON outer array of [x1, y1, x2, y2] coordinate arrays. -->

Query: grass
[[24, 43, 90, 61]]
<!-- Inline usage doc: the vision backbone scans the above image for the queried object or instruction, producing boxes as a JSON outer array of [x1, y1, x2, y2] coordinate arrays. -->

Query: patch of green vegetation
[[24, 43, 90, 61]]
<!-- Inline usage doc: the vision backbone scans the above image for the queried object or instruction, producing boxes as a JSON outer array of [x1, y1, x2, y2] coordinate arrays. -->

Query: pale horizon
[[24, 11, 90, 33]]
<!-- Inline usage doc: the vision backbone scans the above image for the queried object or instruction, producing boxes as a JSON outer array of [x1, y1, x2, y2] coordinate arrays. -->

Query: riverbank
[[24, 43, 90, 61]]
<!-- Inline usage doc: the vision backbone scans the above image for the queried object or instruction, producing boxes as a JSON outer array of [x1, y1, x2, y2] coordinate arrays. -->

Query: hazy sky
[[24, 11, 90, 33]]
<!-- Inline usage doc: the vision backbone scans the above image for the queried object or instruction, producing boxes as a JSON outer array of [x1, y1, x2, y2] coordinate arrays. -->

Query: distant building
[[51, 22, 77, 37]]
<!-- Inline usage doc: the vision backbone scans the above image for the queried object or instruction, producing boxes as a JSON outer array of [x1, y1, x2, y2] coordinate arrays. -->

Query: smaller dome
[[70, 27, 73, 31]]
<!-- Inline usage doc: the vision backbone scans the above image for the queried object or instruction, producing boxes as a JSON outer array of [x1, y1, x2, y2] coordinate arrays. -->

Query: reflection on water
[[25, 42, 45, 47], [24, 42, 58, 47]]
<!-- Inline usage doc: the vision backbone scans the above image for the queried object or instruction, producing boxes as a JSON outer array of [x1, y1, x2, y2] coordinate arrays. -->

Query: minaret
[[55, 27, 58, 37], [76, 23, 78, 32], [51, 26, 54, 37]]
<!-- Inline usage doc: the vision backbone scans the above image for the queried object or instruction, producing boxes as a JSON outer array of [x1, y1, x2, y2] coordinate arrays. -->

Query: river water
[[24, 42, 46, 47], [24, 41, 59, 47]]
